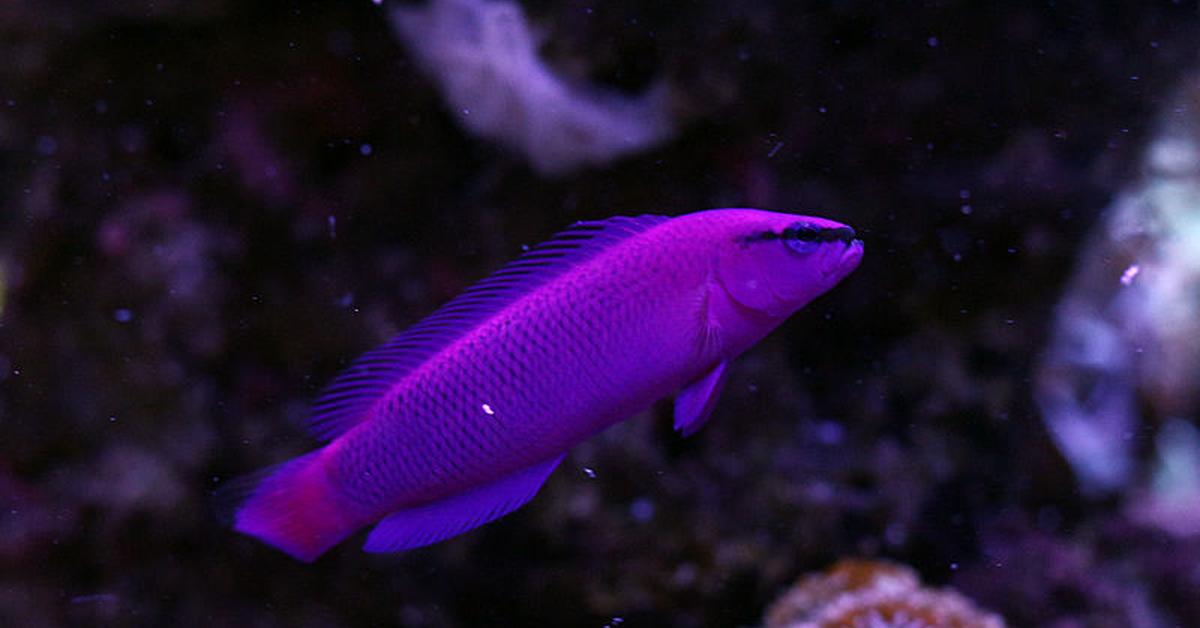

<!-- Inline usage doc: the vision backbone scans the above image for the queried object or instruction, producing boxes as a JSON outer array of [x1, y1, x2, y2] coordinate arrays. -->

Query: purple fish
[[226, 209, 863, 561]]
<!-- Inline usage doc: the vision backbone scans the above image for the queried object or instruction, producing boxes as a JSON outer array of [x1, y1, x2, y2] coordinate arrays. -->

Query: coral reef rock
[[764, 559, 1005, 628]]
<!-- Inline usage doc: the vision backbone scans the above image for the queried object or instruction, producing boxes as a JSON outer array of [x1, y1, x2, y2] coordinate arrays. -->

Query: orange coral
[[765, 559, 1005, 628]]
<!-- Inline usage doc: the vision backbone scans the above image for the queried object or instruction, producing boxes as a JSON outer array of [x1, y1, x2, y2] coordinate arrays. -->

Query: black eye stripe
[[738, 224, 857, 246], [783, 224, 857, 243]]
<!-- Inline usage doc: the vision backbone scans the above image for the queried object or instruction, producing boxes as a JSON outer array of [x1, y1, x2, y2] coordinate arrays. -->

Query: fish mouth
[[844, 239, 864, 259], [824, 239, 864, 276]]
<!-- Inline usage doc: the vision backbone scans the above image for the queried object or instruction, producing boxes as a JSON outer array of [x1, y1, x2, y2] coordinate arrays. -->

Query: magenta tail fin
[[217, 451, 359, 562]]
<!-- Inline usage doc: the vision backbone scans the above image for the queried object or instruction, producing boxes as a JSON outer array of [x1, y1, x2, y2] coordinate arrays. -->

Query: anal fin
[[363, 453, 565, 553], [674, 360, 730, 437]]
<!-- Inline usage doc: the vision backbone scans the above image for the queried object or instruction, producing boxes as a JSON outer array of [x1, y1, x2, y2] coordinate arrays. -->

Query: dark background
[[2, 1, 1198, 626]]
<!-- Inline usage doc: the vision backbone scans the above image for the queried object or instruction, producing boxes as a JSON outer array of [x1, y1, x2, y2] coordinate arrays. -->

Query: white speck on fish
[[1120, 264, 1140, 286], [481, 403, 495, 415], [583, 467, 596, 478]]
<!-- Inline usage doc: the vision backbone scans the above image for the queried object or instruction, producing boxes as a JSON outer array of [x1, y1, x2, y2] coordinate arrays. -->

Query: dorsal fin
[[306, 214, 670, 441]]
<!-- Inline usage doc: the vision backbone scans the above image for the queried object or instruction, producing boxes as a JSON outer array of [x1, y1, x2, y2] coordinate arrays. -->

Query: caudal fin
[[217, 451, 359, 562]]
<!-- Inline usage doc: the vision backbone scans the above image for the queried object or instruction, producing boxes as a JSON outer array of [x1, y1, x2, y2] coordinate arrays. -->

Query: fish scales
[[226, 209, 863, 561]]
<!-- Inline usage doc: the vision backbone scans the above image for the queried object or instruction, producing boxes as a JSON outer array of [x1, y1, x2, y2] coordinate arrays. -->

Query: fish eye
[[783, 223, 821, 254]]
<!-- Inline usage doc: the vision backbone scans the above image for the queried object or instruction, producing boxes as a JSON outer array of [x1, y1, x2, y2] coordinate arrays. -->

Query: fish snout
[[821, 237, 864, 276]]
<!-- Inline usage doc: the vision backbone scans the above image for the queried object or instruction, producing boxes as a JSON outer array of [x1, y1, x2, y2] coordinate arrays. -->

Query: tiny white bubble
[[481, 403, 495, 415], [1120, 264, 1140, 286], [583, 467, 597, 478]]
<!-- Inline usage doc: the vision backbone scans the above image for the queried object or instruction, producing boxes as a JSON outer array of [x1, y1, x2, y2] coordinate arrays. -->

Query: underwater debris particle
[[69, 593, 118, 606], [1119, 264, 1140, 286], [764, 559, 1005, 628], [628, 497, 653, 522]]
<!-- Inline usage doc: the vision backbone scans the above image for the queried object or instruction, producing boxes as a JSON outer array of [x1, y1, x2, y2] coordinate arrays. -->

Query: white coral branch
[[390, 0, 677, 175]]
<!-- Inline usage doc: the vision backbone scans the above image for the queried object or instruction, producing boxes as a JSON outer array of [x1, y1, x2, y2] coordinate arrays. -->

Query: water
[[2, 1, 1199, 626]]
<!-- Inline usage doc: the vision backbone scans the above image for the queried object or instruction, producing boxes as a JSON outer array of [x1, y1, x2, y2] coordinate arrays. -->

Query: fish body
[[229, 209, 863, 561]]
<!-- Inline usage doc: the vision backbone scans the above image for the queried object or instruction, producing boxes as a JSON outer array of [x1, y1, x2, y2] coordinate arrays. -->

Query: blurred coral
[[764, 559, 1004, 628], [389, 0, 678, 176], [0, 463, 75, 563], [955, 516, 1177, 627], [1037, 72, 1200, 495], [1127, 418, 1200, 537]]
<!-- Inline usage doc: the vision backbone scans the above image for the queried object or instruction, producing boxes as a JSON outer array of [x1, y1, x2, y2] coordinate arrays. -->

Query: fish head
[[716, 212, 863, 317]]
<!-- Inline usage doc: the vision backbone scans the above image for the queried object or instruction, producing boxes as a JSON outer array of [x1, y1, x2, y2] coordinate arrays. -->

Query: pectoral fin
[[673, 360, 730, 437]]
